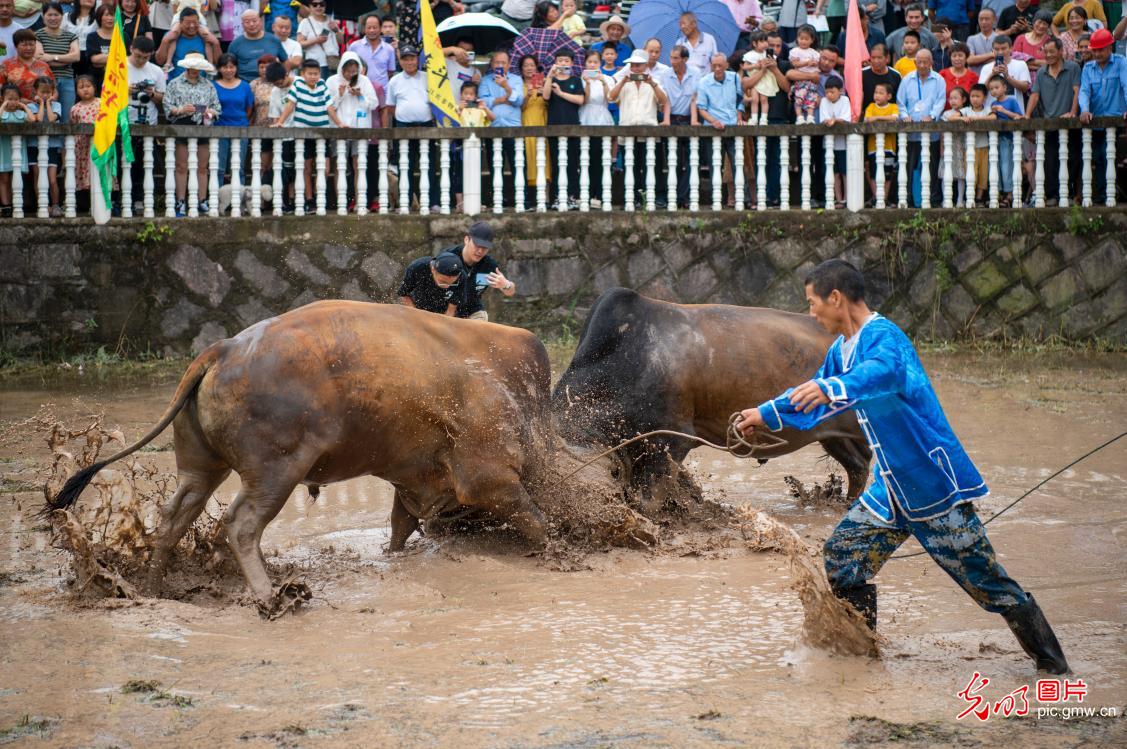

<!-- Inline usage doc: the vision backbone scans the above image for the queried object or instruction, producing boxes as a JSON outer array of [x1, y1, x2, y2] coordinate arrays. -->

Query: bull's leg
[[820, 437, 873, 500], [147, 466, 231, 593], [389, 489, 420, 552], [224, 476, 299, 605]]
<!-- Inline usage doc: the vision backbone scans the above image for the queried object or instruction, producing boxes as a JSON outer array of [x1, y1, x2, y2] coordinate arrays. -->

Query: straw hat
[[599, 14, 630, 38], [177, 52, 216, 74], [623, 50, 649, 65]]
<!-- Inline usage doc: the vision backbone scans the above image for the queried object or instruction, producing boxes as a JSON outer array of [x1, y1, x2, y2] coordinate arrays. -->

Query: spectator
[[818, 76, 851, 208], [578, 48, 613, 205], [397, 251, 463, 316], [928, 0, 974, 41], [836, 11, 886, 53], [967, 8, 1000, 74], [261, 0, 306, 32], [251, 55, 279, 124], [157, 9, 220, 80], [0, 83, 28, 216], [272, 16, 302, 73], [124, 37, 163, 208], [118, 0, 153, 52], [722, 0, 764, 49], [444, 37, 479, 102], [896, 48, 945, 206], [229, 10, 288, 82], [863, 81, 898, 204], [942, 86, 969, 204], [590, 15, 633, 68], [611, 49, 669, 206], [0, 29, 52, 100], [788, 24, 821, 123], [214, 52, 254, 187], [665, 44, 701, 207], [68, 74, 98, 211], [1026, 37, 1080, 204], [64, 0, 97, 79], [0, 0, 18, 64], [932, 23, 953, 69], [328, 51, 377, 212], [1059, 8, 1089, 61], [1076, 33, 1092, 65], [998, 0, 1036, 42], [987, 73, 1023, 206], [893, 30, 920, 77], [776, 0, 808, 45], [297, 0, 341, 79], [940, 42, 976, 94], [694, 53, 742, 206], [1013, 11, 1052, 75], [457, 80, 490, 128], [35, 3, 78, 122], [541, 49, 584, 210], [616, 38, 671, 83], [861, 43, 901, 110], [85, 5, 116, 87], [164, 52, 220, 216], [26, 75, 62, 216], [274, 58, 343, 212], [264, 61, 296, 210], [519, 54, 549, 195], [478, 49, 524, 209], [550, 0, 586, 41], [815, 0, 848, 39], [978, 35, 1030, 114], [451, 221, 516, 321], [150, 0, 172, 49], [743, 31, 777, 125], [386, 45, 439, 210], [886, 5, 939, 58], [1051, 0, 1106, 32], [348, 14, 396, 96], [1078, 29, 1127, 204], [962, 83, 994, 205], [677, 12, 719, 76]]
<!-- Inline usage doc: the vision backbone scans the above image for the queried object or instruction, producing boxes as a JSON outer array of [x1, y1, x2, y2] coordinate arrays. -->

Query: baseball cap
[[1089, 29, 1113, 51], [399, 44, 419, 57], [466, 221, 494, 249], [432, 252, 463, 276]]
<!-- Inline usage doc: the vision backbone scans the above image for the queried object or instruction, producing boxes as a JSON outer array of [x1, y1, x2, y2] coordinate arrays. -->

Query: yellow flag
[[418, 0, 460, 127], [91, 6, 132, 217]]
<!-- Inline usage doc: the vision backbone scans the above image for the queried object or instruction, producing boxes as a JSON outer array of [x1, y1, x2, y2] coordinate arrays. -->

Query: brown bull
[[48, 302, 552, 606]]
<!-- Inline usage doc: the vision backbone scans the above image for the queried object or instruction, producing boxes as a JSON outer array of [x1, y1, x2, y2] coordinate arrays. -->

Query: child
[[69, 75, 101, 214], [0, 83, 30, 217], [453, 81, 492, 212], [941, 87, 969, 206], [265, 61, 295, 210], [963, 83, 996, 206], [25, 76, 63, 217], [743, 31, 778, 126], [987, 74, 1023, 207], [788, 24, 820, 124], [579, 48, 613, 205], [558, 0, 586, 40], [863, 82, 898, 205], [818, 76, 851, 208], [168, 0, 209, 35], [599, 42, 621, 124], [542, 50, 585, 209], [894, 31, 920, 78], [274, 59, 344, 213]]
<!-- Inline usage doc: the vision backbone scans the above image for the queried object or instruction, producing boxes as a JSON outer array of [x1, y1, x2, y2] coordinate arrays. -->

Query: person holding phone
[[445, 221, 516, 321]]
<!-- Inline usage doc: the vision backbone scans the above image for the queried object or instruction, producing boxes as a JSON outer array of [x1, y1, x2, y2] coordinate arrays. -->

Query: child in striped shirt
[[274, 59, 344, 211]]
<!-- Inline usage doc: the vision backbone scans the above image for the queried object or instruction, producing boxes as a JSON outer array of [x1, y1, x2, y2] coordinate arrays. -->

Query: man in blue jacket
[[736, 259, 1069, 674]]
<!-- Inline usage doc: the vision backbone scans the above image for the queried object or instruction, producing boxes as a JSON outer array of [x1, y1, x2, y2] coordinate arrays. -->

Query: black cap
[[432, 252, 463, 277], [466, 221, 494, 249], [399, 44, 419, 57]]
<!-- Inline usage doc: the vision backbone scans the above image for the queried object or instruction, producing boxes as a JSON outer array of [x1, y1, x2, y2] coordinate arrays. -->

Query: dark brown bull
[[552, 288, 872, 506], [48, 302, 553, 606]]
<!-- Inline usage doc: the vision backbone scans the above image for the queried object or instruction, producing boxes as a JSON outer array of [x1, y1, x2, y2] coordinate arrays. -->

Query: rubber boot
[[838, 583, 877, 630], [1003, 594, 1070, 674]]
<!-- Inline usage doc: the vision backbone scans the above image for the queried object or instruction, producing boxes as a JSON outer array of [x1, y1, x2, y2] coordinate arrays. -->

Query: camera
[[630, 73, 645, 81]]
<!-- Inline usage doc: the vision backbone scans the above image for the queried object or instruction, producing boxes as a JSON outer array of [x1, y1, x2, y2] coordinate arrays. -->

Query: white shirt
[[617, 79, 661, 126], [327, 70, 379, 127], [268, 85, 293, 126], [445, 58, 477, 102], [297, 16, 339, 66], [818, 94, 852, 149], [386, 70, 431, 123], [978, 58, 1030, 114], [0, 21, 17, 61], [280, 37, 302, 64], [126, 60, 167, 124], [579, 73, 615, 125], [675, 31, 719, 76]]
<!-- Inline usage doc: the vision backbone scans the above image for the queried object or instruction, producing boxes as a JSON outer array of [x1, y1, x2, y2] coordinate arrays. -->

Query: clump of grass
[[0, 714, 56, 741], [120, 680, 193, 708]]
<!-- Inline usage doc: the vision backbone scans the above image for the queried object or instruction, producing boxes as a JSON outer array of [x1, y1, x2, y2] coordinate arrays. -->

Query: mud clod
[[784, 473, 847, 507]]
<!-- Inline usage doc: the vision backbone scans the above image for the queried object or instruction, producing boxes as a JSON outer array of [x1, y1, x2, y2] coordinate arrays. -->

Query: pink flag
[[844, 0, 869, 122]]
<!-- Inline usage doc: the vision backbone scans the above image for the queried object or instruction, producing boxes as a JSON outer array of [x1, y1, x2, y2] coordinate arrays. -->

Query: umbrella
[[507, 26, 586, 76], [436, 13, 520, 54], [626, 0, 740, 65]]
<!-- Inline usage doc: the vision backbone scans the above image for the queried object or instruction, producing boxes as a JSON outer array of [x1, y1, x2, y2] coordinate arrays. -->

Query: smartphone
[[467, 51, 476, 63], [995, 54, 1004, 66], [1074, 51, 1082, 63], [492, 66, 505, 77], [381, 35, 393, 43], [349, 73, 359, 87], [630, 73, 645, 82], [583, 69, 599, 79], [531, 72, 544, 88], [476, 273, 492, 288]]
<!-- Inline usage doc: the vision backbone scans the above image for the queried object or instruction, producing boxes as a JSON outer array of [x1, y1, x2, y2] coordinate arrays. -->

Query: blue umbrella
[[627, 0, 740, 65]]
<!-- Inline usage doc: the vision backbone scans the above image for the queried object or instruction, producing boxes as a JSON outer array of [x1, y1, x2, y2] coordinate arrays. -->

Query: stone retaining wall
[[2, 208, 1125, 356]]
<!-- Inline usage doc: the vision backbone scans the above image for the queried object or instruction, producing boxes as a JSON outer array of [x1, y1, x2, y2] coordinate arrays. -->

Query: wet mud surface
[[1, 352, 1125, 747]]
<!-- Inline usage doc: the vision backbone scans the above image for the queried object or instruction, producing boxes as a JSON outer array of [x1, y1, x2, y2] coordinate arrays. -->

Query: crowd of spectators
[[0, 0, 1124, 215]]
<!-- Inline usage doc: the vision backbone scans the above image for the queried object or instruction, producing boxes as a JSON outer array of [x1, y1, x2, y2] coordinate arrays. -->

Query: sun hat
[[599, 14, 630, 38], [177, 52, 216, 74], [623, 50, 649, 65]]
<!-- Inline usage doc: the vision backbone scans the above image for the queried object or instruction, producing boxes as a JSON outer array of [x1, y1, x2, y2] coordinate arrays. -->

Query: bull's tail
[[41, 345, 222, 516]]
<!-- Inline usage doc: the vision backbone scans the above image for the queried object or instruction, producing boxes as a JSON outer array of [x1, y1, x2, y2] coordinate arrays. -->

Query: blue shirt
[[1078, 54, 1127, 117], [993, 94, 1022, 120], [928, 0, 974, 24], [168, 34, 206, 81], [228, 33, 288, 83], [756, 314, 988, 523], [660, 67, 700, 117], [214, 80, 255, 126], [590, 40, 634, 68], [896, 69, 946, 141], [694, 70, 741, 126], [478, 72, 525, 127]]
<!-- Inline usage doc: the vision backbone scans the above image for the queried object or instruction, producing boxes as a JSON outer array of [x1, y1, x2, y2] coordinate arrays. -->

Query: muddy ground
[[1, 351, 1125, 748]]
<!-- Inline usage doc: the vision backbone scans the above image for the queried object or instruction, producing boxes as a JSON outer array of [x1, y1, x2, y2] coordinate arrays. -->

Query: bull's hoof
[[256, 576, 312, 620]]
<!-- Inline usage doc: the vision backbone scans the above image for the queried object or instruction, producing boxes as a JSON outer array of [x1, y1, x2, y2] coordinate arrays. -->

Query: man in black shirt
[[998, 0, 1036, 41], [860, 44, 901, 111], [543, 49, 585, 209], [397, 252, 465, 315], [450, 221, 517, 320]]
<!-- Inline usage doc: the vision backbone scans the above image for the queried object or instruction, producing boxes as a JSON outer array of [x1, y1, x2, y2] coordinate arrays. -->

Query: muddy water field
[[1, 351, 1125, 748]]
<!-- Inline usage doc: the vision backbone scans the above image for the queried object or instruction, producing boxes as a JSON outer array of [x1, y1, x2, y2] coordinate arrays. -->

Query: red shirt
[[940, 67, 977, 96], [0, 57, 55, 101]]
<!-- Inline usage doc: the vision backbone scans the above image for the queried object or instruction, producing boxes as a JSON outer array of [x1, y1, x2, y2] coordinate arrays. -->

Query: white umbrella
[[436, 12, 520, 54]]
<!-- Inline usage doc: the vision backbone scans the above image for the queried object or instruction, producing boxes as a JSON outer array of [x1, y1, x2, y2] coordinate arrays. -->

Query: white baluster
[[846, 133, 865, 212], [557, 136, 569, 210], [1010, 131, 1022, 209], [515, 138, 526, 213], [64, 135, 77, 218], [142, 136, 154, 217], [645, 136, 656, 212], [1034, 129, 1045, 208], [964, 131, 975, 209], [875, 133, 886, 209], [336, 139, 348, 215], [207, 137, 219, 216], [492, 138, 503, 214], [600, 136, 611, 211], [462, 134, 481, 216], [439, 137, 450, 214], [231, 138, 242, 217], [1081, 127, 1093, 207], [1105, 127, 1116, 207], [10, 136, 21, 218], [120, 152, 131, 219], [987, 130, 999, 209], [36, 134, 50, 218], [823, 133, 834, 210], [579, 136, 590, 211], [418, 138, 430, 214], [756, 135, 767, 211], [920, 135, 931, 209], [271, 138, 283, 215], [897, 132, 908, 208], [535, 137, 547, 212], [942, 131, 953, 208], [250, 138, 262, 217], [800, 134, 811, 211], [666, 136, 677, 212], [1058, 129, 1069, 208], [295, 138, 306, 216], [624, 136, 635, 212], [356, 139, 368, 215], [710, 135, 722, 211], [732, 135, 743, 211], [187, 137, 199, 216], [378, 140, 389, 214], [165, 136, 176, 217], [315, 138, 327, 215], [779, 134, 790, 209], [397, 138, 409, 214], [689, 136, 700, 212]]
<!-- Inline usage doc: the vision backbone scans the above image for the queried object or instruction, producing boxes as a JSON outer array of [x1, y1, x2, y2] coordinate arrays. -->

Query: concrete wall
[[2, 208, 1125, 356]]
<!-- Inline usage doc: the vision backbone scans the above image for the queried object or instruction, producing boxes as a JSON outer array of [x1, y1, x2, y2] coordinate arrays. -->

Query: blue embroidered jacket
[[756, 314, 988, 522]]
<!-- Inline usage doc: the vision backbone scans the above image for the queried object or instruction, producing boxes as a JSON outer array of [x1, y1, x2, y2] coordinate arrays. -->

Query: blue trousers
[[824, 500, 1028, 614]]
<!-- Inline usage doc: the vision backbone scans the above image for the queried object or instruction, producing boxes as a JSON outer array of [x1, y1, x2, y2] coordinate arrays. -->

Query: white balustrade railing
[[0, 120, 1120, 219]]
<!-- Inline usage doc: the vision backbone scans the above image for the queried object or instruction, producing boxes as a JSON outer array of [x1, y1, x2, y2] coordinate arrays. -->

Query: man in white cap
[[591, 14, 634, 68], [610, 49, 671, 206], [676, 11, 719, 76]]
